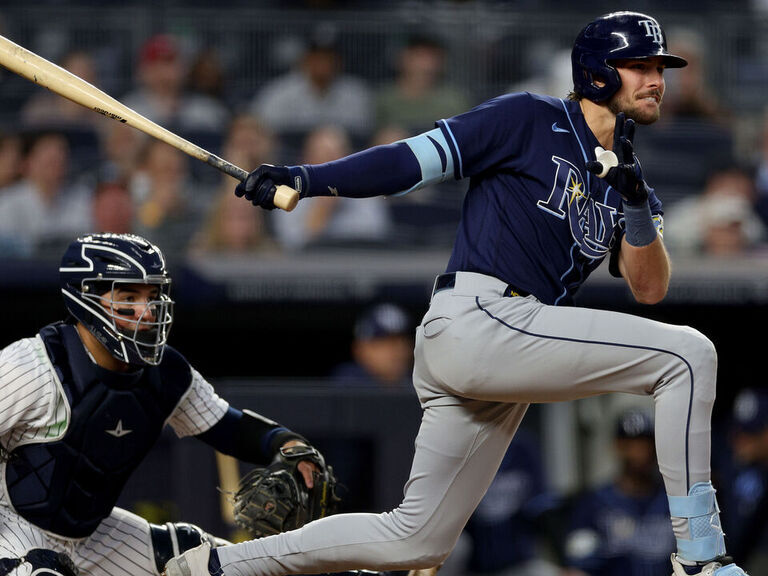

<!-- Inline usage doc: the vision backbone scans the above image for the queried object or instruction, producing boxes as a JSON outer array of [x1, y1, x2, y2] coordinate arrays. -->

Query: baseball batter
[[0, 233, 325, 576], [166, 11, 746, 576]]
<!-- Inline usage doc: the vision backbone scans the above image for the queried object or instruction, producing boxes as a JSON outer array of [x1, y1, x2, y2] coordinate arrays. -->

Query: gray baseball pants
[[219, 271, 716, 576]]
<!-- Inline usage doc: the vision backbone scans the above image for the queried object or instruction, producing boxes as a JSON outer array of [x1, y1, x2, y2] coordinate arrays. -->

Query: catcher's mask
[[571, 11, 687, 102], [60, 233, 173, 366]]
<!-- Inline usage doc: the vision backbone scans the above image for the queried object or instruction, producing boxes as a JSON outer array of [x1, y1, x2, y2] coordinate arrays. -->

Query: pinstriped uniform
[[0, 335, 228, 575]]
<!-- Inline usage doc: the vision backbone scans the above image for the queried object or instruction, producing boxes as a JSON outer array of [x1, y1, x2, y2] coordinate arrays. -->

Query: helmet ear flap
[[573, 51, 621, 102]]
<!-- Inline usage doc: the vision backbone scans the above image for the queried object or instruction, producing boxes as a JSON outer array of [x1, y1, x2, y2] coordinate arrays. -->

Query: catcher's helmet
[[571, 11, 688, 102], [59, 233, 173, 366]]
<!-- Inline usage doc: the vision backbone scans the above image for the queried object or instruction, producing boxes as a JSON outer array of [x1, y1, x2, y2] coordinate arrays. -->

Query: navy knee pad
[[149, 522, 217, 574]]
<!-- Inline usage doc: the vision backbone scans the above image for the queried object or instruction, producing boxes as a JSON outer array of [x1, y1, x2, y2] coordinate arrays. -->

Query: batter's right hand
[[586, 112, 650, 206], [235, 164, 292, 210]]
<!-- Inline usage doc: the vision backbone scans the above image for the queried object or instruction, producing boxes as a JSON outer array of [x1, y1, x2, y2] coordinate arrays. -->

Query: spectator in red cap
[[122, 34, 230, 134]]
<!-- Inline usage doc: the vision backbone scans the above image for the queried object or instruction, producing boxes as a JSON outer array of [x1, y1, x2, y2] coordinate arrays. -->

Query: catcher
[[0, 233, 334, 576]]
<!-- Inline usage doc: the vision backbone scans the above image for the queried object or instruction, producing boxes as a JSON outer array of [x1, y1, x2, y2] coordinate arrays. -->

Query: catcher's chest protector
[[5, 322, 191, 538]]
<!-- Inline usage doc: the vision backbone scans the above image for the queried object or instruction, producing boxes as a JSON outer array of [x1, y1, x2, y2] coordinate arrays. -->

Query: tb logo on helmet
[[638, 19, 664, 46]]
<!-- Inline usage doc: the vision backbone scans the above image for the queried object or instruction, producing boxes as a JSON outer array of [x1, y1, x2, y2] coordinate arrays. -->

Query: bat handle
[[274, 185, 300, 212], [208, 154, 299, 212]]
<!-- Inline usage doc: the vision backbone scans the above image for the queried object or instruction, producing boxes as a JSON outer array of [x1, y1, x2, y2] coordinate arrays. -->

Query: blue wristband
[[623, 200, 657, 247]]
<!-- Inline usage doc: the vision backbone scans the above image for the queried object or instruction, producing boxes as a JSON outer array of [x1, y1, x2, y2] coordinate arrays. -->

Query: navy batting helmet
[[572, 11, 688, 102], [60, 233, 173, 366]]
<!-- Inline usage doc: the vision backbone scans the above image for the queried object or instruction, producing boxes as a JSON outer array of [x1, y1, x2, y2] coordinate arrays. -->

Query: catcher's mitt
[[232, 445, 340, 538]]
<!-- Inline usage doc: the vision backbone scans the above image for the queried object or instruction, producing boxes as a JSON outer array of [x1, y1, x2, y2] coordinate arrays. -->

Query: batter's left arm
[[235, 128, 457, 208], [617, 235, 670, 304]]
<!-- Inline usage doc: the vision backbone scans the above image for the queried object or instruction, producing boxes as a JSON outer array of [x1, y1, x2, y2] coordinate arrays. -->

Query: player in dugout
[[168, 10, 748, 576], [0, 232, 333, 576]]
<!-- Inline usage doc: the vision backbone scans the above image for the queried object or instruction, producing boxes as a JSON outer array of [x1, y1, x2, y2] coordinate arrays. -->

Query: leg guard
[[149, 522, 225, 575], [0, 549, 78, 576], [162, 542, 213, 576], [668, 482, 727, 562]]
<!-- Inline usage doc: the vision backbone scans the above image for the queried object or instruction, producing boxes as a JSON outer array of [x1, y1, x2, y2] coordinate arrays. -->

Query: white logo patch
[[106, 419, 133, 438]]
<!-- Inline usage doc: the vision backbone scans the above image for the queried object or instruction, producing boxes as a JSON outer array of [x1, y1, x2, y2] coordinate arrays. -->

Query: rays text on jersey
[[538, 156, 619, 258]]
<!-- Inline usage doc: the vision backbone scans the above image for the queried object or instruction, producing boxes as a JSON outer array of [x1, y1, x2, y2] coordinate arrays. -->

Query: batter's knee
[[680, 324, 716, 362], [683, 326, 717, 384], [378, 540, 451, 570], [403, 538, 453, 569], [373, 512, 458, 569], [671, 325, 715, 373], [664, 326, 717, 408]]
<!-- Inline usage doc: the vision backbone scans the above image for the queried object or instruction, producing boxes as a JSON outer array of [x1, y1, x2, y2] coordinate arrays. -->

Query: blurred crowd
[[0, 27, 473, 261], [2, 11, 768, 263]]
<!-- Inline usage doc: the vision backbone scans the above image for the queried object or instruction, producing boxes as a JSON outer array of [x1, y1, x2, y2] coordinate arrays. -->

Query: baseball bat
[[0, 34, 299, 211]]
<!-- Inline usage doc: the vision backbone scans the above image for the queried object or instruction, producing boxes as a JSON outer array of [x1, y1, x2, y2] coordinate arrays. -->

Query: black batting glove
[[586, 112, 651, 206], [235, 164, 303, 210]]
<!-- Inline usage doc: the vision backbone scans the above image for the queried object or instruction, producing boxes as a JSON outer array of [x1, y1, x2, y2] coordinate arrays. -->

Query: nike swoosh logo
[[106, 419, 133, 438], [552, 122, 570, 133]]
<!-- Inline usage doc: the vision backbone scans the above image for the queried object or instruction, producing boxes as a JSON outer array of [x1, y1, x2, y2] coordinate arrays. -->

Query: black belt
[[432, 272, 530, 298]]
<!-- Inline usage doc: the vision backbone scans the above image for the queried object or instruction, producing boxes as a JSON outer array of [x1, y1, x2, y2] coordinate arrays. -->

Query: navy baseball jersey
[[438, 93, 663, 305], [564, 481, 675, 576], [720, 463, 768, 559]]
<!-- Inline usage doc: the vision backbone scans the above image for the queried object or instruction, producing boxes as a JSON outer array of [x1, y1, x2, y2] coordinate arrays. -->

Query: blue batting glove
[[235, 164, 302, 210]]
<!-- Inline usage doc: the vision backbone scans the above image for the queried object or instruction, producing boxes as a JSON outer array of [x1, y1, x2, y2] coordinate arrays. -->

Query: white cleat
[[163, 542, 212, 576], [670, 554, 748, 576]]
